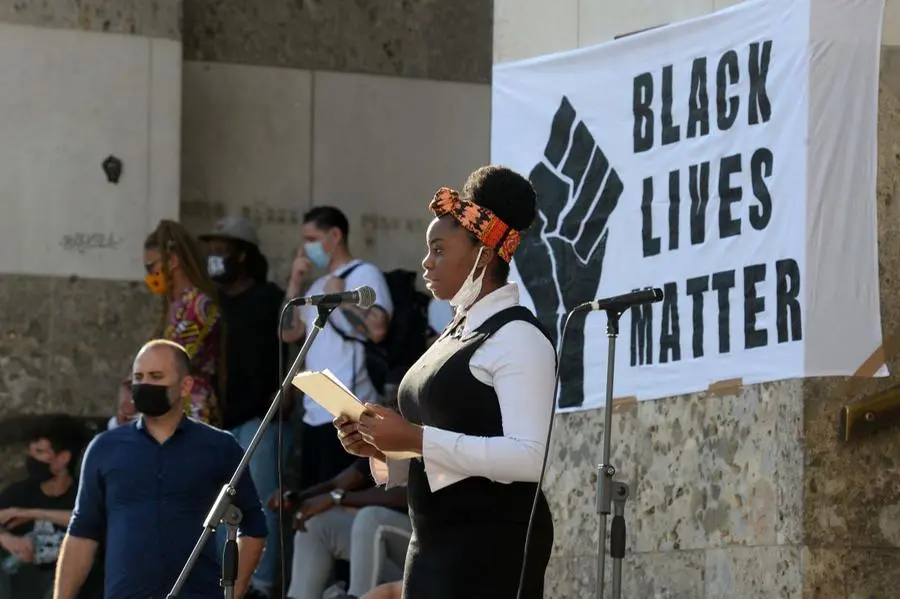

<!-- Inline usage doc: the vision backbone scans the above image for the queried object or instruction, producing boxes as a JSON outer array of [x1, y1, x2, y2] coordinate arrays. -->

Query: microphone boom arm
[[575, 286, 664, 313], [166, 303, 338, 599], [286, 286, 376, 309]]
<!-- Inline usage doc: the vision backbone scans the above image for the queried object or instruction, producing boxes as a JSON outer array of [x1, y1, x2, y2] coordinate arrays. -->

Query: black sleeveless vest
[[397, 305, 554, 525]]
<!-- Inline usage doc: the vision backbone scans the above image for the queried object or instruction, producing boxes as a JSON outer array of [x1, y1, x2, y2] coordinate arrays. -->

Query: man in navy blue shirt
[[53, 339, 267, 599]]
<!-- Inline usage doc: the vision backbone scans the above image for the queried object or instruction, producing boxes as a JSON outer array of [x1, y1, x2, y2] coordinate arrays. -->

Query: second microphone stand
[[596, 309, 630, 599], [166, 303, 337, 599]]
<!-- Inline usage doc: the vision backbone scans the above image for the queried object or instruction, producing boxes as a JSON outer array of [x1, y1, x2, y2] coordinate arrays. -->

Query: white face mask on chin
[[449, 247, 487, 313]]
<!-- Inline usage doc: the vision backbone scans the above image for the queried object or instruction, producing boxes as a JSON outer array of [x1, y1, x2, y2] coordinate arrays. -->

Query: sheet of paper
[[292, 370, 420, 461], [322, 369, 355, 397], [384, 450, 420, 460], [292, 369, 366, 421]]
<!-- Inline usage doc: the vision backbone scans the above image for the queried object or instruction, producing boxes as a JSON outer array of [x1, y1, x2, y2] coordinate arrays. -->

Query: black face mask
[[208, 254, 240, 285], [26, 456, 55, 483], [131, 383, 175, 417]]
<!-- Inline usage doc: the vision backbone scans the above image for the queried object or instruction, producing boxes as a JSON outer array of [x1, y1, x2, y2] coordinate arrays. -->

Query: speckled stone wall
[[541, 61, 900, 598], [0, 0, 181, 40], [182, 0, 493, 83], [0, 275, 156, 419], [0, 2, 174, 482], [544, 381, 806, 597]]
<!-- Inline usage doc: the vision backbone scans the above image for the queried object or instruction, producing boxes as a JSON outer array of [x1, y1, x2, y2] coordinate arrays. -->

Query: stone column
[[493, 0, 900, 597], [0, 0, 182, 459]]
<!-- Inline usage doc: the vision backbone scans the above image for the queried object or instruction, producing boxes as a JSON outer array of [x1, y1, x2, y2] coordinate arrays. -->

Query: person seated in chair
[[0, 416, 85, 599], [270, 459, 410, 599]]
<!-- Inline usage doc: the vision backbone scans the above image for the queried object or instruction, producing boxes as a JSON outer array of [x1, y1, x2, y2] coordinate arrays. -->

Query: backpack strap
[[326, 262, 367, 393], [462, 306, 557, 368], [469, 306, 552, 343], [337, 262, 362, 281], [329, 261, 368, 345]]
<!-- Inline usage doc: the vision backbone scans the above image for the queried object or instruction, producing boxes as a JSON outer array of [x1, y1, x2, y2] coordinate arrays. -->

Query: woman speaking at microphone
[[334, 165, 556, 599]]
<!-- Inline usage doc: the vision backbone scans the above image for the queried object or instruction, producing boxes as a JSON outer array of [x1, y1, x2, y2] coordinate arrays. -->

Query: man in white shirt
[[282, 206, 394, 489]]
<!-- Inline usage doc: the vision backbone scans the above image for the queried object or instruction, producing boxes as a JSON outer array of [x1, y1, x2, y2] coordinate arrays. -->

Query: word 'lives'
[[641, 150, 773, 254]]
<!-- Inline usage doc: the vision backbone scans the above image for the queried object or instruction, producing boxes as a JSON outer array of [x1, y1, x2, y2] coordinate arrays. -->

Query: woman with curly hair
[[335, 166, 555, 599], [143, 220, 225, 426]]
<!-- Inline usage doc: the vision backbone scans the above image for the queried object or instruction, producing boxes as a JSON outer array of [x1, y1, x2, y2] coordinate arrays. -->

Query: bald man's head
[[131, 340, 194, 418]]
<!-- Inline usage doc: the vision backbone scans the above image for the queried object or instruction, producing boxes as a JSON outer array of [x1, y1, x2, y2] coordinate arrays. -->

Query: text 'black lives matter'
[[517, 96, 623, 409], [626, 40, 805, 367]]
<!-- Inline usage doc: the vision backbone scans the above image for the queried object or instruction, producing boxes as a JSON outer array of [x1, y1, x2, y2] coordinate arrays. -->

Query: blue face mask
[[304, 241, 330, 270]]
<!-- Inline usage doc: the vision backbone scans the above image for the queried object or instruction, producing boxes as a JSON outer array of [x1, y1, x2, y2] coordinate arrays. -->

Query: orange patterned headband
[[428, 187, 521, 263]]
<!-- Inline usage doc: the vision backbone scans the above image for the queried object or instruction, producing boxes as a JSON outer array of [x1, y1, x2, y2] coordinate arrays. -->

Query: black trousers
[[297, 422, 358, 490]]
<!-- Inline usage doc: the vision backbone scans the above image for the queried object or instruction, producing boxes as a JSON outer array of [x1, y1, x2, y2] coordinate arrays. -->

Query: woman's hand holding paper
[[333, 414, 384, 460], [357, 404, 424, 454]]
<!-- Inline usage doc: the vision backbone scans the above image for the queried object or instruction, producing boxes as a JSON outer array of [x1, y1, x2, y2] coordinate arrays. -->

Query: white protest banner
[[491, 0, 885, 411]]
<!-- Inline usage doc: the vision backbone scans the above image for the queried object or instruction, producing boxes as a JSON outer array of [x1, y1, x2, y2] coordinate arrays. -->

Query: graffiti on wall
[[59, 232, 121, 254]]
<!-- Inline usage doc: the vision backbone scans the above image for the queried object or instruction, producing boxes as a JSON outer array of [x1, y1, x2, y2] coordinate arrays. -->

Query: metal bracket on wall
[[839, 384, 900, 442]]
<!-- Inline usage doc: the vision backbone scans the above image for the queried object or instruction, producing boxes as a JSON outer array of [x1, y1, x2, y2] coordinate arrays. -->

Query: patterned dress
[[164, 287, 222, 425]]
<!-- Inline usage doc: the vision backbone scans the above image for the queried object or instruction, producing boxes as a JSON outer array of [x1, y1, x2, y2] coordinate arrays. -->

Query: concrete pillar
[[178, 0, 494, 282], [492, 0, 900, 596], [0, 2, 182, 433]]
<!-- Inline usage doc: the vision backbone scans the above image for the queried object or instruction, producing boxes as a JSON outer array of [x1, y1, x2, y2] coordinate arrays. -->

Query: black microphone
[[287, 286, 376, 309], [573, 287, 664, 313]]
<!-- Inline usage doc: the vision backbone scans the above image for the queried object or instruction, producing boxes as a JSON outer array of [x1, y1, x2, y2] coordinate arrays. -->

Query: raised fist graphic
[[517, 97, 623, 409]]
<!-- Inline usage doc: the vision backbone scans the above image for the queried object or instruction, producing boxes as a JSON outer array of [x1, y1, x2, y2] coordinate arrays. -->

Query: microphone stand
[[166, 303, 337, 599], [596, 308, 629, 599]]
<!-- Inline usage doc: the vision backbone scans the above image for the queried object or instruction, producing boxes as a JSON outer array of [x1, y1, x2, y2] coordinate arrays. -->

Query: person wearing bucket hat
[[200, 216, 262, 277], [200, 216, 289, 599]]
